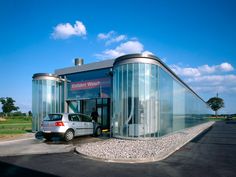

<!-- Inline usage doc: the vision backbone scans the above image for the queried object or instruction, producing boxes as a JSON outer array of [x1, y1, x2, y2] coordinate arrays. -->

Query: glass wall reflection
[[113, 57, 210, 138], [113, 63, 159, 138], [32, 75, 64, 131]]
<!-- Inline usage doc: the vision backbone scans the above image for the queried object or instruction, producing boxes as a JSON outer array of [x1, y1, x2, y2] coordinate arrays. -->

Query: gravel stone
[[76, 122, 214, 162]]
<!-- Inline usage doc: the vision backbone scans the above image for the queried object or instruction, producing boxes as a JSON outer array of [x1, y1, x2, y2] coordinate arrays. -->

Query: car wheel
[[64, 129, 74, 141], [95, 127, 102, 137], [35, 131, 43, 140]]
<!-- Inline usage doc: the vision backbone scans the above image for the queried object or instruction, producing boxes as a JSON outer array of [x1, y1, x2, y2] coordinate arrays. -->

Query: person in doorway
[[91, 107, 99, 122]]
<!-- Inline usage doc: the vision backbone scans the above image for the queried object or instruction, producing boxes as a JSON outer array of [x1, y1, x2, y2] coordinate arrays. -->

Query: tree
[[0, 97, 19, 116], [207, 97, 224, 118], [28, 111, 32, 116]]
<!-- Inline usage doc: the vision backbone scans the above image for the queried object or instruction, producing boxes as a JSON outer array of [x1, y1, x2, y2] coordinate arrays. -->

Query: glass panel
[[138, 63, 145, 137], [112, 59, 210, 138], [82, 99, 96, 116], [103, 99, 108, 104], [150, 65, 159, 137], [113, 63, 160, 138], [66, 68, 112, 100], [97, 107, 102, 124], [32, 78, 63, 131], [102, 106, 108, 127], [159, 68, 173, 136], [68, 101, 78, 113], [97, 99, 102, 105], [77, 101, 81, 112], [173, 80, 185, 131]]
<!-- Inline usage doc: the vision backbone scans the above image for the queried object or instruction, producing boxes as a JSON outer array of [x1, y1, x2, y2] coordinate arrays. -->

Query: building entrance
[[67, 98, 110, 129]]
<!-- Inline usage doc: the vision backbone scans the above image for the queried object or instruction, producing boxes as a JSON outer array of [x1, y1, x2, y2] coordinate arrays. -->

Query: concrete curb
[[75, 122, 215, 163]]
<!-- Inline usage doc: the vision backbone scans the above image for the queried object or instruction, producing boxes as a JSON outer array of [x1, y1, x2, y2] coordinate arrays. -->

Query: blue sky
[[0, 0, 235, 114]]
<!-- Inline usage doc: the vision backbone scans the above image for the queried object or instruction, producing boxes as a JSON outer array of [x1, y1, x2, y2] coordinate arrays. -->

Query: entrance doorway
[[96, 98, 110, 129], [66, 98, 110, 129]]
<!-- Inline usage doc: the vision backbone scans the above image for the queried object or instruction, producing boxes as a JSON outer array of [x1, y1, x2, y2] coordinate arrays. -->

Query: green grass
[[208, 118, 226, 121], [0, 116, 32, 134], [208, 117, 236, 121]]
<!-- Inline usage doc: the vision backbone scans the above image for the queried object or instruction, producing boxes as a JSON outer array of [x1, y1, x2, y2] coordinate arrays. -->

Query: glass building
[[32, 74, 65, 131], [112, 54, 210, 138], [32, 54, 210, 136]]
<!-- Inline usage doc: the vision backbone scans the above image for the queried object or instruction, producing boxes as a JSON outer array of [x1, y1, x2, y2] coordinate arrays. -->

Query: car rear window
[[44, 114, 63, 121]]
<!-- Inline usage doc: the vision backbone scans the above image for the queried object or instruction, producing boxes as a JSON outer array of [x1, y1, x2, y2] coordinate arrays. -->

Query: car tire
[[95, 127, 102, 137], [35, 131, 43, 140], [64, 129, 74, 141]]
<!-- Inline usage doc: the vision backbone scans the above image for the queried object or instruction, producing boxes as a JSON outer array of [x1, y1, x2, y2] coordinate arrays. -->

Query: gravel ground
[[76, 121, 214, 162]]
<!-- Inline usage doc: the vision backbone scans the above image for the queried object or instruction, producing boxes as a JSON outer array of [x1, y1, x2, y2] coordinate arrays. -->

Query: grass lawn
[[0, 116, 32, 135], [208, 117, 236, 121]]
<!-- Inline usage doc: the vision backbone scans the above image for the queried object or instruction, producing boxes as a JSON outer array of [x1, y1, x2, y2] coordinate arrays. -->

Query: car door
[[80, 114, 94, 135], [76, 114, 87, 136], [68, 114, 84, 136]]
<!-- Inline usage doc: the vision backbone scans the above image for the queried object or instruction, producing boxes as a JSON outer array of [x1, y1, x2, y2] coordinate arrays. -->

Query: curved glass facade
[[32, 54, 210, 136], [32, 74, 64, 131], [112, 54, 210, 138]]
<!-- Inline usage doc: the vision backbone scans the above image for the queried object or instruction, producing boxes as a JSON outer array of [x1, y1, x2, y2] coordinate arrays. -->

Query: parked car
[[41, 113, 102, 141]]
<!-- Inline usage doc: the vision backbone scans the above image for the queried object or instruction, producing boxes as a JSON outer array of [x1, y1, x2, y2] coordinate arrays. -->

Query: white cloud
[[170, 62, 236, 95], [171, 62, 234, 77], [97, 31, 127, 45], [97, 31, 114, 40], [96, 40, 144, 59], [171, 65, 201, 77], [219, 62, 234, 71], [187, 74, 236, 86], [116, 40, 143, 53], [51, 20, 87, 39], [105, 35, 127, 45], [142, 51, 153, 55], [96, 30, 153, 60], [198, 64, 216, 74]]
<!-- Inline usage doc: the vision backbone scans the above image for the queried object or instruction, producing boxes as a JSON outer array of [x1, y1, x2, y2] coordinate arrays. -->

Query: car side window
[[75, 114, 82, 121], [80, 114, 92, 122], [69, 114, 82, 122]]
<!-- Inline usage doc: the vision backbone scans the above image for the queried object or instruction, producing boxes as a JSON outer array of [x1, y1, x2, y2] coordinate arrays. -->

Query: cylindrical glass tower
[[112, 54, 160, 138], [32, 73, 64, 132], [112, 54, 210, 139]]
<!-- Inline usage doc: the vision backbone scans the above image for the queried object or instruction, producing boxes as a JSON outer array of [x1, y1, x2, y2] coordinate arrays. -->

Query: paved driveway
[[0, 121, 236, 177], [0, 135, 106, 156]]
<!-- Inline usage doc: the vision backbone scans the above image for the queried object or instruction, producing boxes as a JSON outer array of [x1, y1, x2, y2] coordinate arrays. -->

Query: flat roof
[[55, 59, 115, 75]]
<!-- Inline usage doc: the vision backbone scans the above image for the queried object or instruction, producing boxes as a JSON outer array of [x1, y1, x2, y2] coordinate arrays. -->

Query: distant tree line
[[0, 97, 32, 117]]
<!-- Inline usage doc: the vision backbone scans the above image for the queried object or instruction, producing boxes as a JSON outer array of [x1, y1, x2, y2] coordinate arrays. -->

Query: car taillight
[[55, 121, 64, 126]]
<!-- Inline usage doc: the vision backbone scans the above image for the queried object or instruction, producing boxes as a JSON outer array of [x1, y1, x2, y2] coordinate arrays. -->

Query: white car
[[41, 113, 102, 141]]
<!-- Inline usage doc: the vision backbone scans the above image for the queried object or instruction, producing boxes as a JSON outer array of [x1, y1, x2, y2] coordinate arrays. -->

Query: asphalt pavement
[[0, 134, 107, 156], [0, 121, 236, 177], [0, 137, 74, 156]]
